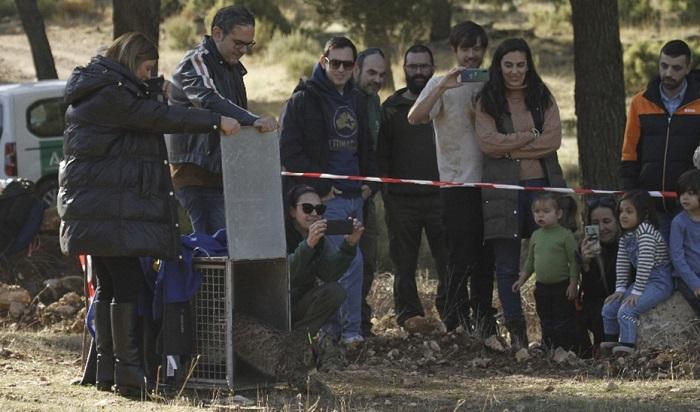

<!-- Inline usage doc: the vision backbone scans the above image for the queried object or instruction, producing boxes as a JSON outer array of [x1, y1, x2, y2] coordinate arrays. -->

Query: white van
[[0, 80, 67, 206]]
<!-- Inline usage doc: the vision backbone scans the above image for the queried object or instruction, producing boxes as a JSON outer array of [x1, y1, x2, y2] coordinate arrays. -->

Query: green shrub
[[164, 14, 200, 50], [618, 0, 657, 24], [623, 39, 700, 94], [265, 31, 320, 80], [0, 0, 14, 18], [623, 41, 660, 94]]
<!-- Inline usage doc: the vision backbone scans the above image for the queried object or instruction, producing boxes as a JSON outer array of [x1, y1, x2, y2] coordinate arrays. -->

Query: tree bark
[[14, 0, 58, 80], [112, 0, 161, 72], [429, 0, 451, 42], [570, 0, 626, 190]]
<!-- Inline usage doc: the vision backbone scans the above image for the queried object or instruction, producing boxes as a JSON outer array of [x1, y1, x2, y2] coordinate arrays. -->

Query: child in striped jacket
[[600, 190, 673, 356]]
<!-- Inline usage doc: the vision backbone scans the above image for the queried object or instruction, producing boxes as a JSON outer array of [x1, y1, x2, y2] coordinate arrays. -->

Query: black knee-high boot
[[94, 301, 114, 391], [111, 302, 145, 397]]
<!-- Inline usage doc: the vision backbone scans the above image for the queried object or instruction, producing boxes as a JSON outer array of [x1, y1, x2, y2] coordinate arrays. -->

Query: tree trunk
[[112, 0, 160, 43], [112, 0, 161, 73], [363, 19, 395, 91], [429, 0, 452, 42], [570, 0, 626, 190], [14, 0, 57, 80]]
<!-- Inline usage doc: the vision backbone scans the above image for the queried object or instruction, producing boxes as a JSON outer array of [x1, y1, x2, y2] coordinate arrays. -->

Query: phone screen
[[325, 219, 353, 235], [459, 68, 489, 83]]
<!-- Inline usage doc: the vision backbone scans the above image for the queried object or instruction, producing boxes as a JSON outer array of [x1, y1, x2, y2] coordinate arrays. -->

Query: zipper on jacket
[[661, 115, 672, 212]]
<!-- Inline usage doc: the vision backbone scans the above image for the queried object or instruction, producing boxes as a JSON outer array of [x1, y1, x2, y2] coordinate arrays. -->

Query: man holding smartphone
[[407, 21, 495, 335], [280, 36, 379, 345]]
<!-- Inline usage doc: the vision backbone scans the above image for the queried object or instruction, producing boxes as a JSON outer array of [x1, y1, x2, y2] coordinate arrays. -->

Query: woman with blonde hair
[[59, 32, 239, 396]]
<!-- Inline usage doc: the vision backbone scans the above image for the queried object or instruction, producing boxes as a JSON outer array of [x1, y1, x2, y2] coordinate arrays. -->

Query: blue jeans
[[677, 278, 700, 316], [321, 195, 365, 341], [490, 178, 547, 322], [174, 186, 225, 235], [601, 272, 673, 345]]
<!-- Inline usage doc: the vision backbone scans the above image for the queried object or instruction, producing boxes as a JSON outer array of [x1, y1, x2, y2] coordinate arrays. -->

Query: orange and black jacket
[[621, 75, 700, 211]]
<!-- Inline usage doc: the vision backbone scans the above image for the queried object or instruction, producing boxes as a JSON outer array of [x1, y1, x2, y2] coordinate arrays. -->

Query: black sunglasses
[[586, 195, 618, 210], [325, 57, 355, 70], [298, 203, 326, 215]]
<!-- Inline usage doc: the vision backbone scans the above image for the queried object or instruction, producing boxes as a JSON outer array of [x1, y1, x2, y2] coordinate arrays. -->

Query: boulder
[[637, 292, 700, 349], [0, 283, 31, 310]]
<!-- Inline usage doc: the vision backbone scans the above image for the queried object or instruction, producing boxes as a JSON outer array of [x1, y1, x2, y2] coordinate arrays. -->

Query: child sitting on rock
[[600, 190, 673, 357], [670, 169, 700, 315], [512, 193, 579, 351]]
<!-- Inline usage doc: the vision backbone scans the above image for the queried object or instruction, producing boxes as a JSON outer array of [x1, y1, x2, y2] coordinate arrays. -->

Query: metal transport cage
[[186, 128, 290, 390]]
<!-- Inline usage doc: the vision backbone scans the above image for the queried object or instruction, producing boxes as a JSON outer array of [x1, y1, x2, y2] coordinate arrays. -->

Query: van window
[[26, 98, 67, 138]]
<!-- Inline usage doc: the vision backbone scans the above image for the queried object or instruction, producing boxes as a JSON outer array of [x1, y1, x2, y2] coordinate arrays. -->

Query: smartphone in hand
[[325, 219, 354, 235], [584, 225, 601, 254], [459, 68, 489, 83]]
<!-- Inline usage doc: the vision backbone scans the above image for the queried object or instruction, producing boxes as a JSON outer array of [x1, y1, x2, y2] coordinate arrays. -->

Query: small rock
[[515, 348, 531, 363], [8, 301, 26, 319], [544, 385, 555, 392], [484, 335, 506, 353], [0, 284, 31, 310], [553, 347, 570, 364], [605, 381, 618, 391], [387, 349, 400, 359], [471, 357, 491, 368], [428, 340, 441, 352], [384, 399, 392, 405]]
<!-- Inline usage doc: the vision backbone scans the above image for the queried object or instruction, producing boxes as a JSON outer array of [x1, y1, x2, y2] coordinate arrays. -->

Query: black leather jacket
[[59, 56, 220, 259], [165, 36, 259, 174]]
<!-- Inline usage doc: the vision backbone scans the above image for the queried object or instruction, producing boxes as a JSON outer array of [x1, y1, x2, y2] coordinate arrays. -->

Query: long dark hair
[[618, 190, 657, 229], [476, 38, 552, 123]]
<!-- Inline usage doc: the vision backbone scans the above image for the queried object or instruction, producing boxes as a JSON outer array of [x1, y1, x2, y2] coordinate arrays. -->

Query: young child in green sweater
[[512, 193, 579, 351]]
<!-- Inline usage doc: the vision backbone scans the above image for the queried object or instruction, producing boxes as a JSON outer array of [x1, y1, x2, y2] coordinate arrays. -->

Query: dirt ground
[[2, 272, 700, 411]]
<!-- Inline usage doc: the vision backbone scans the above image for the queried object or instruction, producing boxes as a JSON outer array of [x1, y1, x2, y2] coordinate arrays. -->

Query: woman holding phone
[[578, 195, 623, 356], [285, 185, 364, 337], [475, 38, 566, 350]]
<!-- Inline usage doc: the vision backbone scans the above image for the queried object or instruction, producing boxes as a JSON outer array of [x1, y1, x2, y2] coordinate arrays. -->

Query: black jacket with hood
[[279, 64, 379, 198], [59, 55, 221, 259]]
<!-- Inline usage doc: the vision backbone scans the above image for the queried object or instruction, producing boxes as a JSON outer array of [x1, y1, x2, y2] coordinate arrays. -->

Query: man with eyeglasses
[[165, 5, 278, 235], [280, 36, 379, 346], [377, 45, 448, 331], [407, 21, 496, 336], [353, 47, 387, 338]]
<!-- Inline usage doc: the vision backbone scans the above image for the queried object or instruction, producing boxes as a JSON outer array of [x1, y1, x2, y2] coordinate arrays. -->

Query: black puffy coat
[[58, 56, 221, 259]]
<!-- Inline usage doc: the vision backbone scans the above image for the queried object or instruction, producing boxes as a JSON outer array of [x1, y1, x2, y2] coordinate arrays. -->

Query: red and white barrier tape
[[281, 171, 678, 199]]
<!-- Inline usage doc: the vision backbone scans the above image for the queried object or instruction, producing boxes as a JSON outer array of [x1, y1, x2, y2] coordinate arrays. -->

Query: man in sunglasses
[[377, 44, 448, 332], [280, 36, 379, 346], [353, 47, 387, 338], [407, 21, 496, 336], [165, 5, 278, 235]]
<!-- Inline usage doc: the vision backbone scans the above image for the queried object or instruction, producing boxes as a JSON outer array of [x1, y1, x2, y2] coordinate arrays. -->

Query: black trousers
[[384, 192, 448, 325], [534, 281, 577, 351], [292, 282, 346, 337], [92, 256, 144, 304], [437, 187, 495, 331]]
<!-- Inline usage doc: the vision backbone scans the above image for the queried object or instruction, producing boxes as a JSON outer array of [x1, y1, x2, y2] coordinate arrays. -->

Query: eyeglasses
[[298, 203, 326, 215], [325, 57, 355, 70], [405, 63, 433, 72], [233, 39, 256, 51]]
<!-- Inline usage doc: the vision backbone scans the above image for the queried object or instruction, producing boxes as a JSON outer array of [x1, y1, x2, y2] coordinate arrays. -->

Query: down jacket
[[621, 75, 700, 212], [59, 55, 221, 259]]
